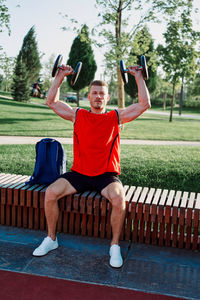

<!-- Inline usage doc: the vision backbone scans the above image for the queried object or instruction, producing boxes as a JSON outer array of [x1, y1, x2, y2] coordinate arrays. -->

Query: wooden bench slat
[[0, 174, 24, 187], [194, 193, 200, 209], [187, 192, 196, 209], [125, 186, 136, 202], [166, 190, 175, 206]]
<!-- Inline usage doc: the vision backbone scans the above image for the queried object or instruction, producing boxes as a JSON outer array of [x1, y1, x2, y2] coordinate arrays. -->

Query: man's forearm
[[46, 77, 63, 107], [136, 76, 151, 109]]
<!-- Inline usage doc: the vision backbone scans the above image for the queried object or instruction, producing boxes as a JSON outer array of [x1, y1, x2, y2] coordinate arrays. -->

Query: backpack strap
[[49, 140, 61, 177]]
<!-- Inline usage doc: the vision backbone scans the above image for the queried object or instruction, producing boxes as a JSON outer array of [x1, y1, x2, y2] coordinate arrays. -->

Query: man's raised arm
[[46, 65, 77, 123], [117, 66, 151, 124]]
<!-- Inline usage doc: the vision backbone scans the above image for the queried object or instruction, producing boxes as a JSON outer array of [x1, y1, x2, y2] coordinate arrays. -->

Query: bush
[[183, 97, 200, 109]]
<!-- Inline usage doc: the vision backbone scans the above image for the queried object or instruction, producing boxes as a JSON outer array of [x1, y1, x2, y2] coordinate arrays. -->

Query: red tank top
[[71, 109, 121, 176]]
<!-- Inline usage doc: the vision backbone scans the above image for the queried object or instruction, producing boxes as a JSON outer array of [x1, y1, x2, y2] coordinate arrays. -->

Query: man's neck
[[90, 107, 106, 114]]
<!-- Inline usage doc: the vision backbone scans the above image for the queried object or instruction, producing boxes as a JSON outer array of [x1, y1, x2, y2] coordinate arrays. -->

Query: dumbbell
[[119, 55, 149, 84], [52, 54, 82, 85]]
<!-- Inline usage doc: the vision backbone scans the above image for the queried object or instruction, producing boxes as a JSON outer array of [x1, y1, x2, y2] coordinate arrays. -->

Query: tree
[[11, 54, 30, 102], [41, 54, 56, 92], [11, 26, 42, 101], [151, 75, 173, 109], [0, 0, 10, 35], [0, 52, 15, 91], [190, 76, 200, 97], [95, 0, 193, 109], [157, 10, 199, 121], [124, 26, 157, 103], [19, 26, 41, 84], [66, 24, 97, 106]]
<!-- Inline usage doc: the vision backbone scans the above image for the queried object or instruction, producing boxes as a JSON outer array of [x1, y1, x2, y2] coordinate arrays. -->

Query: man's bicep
[[117, 103, 146, 124], [49, 101, 76, 122]]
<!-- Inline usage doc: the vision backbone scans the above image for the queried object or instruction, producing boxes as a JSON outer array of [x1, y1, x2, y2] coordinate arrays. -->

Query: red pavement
[[0, 270, 184, 300]]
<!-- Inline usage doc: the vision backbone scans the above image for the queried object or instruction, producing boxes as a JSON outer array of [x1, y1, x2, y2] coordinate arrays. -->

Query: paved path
[[0, 135, 200, 146], [0, 225, 199, 299]]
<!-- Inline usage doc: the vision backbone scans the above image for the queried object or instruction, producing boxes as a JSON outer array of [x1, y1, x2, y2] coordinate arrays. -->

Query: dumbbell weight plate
[[52, 54, 63, 77], [141, 55, 149, 80], [71, 62, 82, 85], [119, 60, 128, 84]]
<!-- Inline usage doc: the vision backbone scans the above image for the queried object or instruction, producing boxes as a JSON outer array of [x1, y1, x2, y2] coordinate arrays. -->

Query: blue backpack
[[27, 138, 67, 185]]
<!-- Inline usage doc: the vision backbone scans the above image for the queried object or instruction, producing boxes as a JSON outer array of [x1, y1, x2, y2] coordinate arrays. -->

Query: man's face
[[88, 85, 110, 111]]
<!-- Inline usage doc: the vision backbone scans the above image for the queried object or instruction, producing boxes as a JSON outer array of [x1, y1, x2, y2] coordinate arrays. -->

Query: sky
[[1, 0, 200, 78]]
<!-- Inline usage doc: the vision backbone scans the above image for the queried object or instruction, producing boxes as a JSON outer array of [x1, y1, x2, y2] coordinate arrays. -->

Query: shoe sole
[[109, 262, 123, 268]]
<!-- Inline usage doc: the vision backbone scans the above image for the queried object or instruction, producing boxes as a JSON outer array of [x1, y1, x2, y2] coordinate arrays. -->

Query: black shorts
[[59, 171, 122, 194]]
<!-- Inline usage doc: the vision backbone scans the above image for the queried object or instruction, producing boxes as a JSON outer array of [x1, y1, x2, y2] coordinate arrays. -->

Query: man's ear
[[107, 93, 110, 102], [88, 93, 90, 100]]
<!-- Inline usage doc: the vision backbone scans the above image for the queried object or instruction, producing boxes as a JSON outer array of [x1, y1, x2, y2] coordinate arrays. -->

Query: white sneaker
[[33, 236, 58, 256], [109, 244, 123, 268]]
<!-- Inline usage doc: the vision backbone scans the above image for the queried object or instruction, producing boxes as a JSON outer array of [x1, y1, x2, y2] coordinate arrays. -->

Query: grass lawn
[[0, 144, 199, 193], [150, 105, 200, 115], [0, 97, 200, 141]]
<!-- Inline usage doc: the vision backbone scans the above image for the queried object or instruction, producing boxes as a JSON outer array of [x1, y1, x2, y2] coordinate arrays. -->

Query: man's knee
[[45, 184, 60, 202], [110, 191, 126, 210]]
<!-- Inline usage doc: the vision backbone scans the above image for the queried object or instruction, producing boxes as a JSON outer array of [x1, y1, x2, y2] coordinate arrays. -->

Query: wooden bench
[[0, 172, 199, 251]]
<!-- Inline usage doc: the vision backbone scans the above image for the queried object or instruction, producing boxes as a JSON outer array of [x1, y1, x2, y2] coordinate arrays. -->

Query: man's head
[[88, 80, 110, 113]]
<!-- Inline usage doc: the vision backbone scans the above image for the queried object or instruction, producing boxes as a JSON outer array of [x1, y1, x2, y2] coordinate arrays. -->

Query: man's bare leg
[[101, 181, 125, 267], [101, 181, 126, 245], [101, 182, 125, 245], [45, 178, 77, 240], [33, 178, 76, 256]]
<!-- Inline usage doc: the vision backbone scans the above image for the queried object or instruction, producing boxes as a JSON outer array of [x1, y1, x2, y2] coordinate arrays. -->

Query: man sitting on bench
[[32, 63, 151, 268]]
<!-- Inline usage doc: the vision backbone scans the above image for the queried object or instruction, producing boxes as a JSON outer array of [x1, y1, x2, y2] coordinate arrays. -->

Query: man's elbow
[[146, 102, 151, 109], [143, 97, 151, 110], [46, 96, 53, 108]]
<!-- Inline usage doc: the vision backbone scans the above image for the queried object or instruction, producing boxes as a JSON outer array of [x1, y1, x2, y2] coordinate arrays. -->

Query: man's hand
[[127, 65, 143, 80], [57, 64, 74, 79]]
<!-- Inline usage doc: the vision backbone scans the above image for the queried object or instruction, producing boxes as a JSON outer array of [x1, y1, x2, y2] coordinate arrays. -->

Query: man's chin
[[94, 104, 103, 109]]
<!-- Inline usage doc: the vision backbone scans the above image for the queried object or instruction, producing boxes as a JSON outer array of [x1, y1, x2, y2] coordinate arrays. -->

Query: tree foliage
[[42, 54, 55, 92], [0, 0, 10, 35], [18, 26, 41, 84], [11, 26, 41, 102], [0, 52, 15, 91], [157, 9, 199, 121], [95, 0, 194, 108], [190, 76, 200, 97], [11, 54, 30, 102], [67, 24, 97, 105], [125, 26, 157, 102]]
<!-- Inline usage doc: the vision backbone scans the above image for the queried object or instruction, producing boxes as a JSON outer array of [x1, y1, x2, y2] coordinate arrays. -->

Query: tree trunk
[[179, 78, 184, 116], [116, 0, 125, 109], [76, 90, 80, 107], [117, 65, 125, 108], [169, 83, 175, 122], [163, 92, 166, 110]]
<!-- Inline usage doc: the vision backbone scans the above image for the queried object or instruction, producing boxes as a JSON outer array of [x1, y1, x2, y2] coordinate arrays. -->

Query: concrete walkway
[[0, 225, 199, 300], [0, 136, 200, 146]]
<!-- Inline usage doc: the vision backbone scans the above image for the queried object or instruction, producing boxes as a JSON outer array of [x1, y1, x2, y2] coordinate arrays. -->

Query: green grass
[[0, 144, 199, 193], [0, 97, 200, 141], [120, 114, 200, 141], [151, 105, 200, 115]]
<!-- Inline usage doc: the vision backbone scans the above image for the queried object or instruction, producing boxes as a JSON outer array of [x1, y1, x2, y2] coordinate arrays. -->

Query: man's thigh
[[47, 177, 77, 199]]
